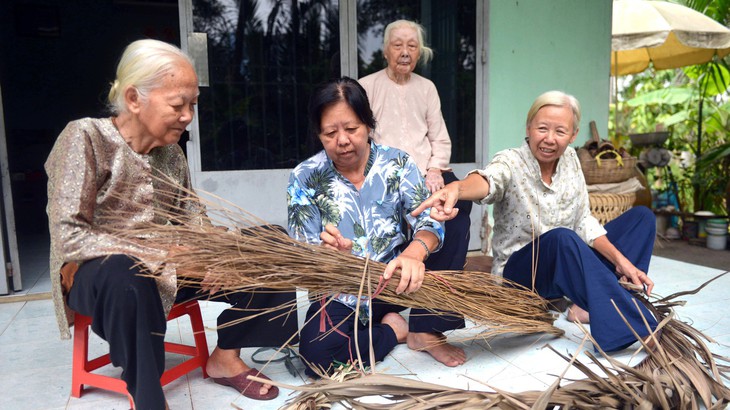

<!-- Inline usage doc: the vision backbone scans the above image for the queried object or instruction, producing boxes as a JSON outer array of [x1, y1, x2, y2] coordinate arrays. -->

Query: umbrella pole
[[695, 73, 710, 210], [613, 51, 619, 141], [697, 91, 703, 160], [695, 97, 703, 210]]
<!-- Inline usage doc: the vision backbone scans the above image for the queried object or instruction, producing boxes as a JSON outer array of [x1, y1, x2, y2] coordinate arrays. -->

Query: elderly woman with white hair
[[359, 19, 453, 194], [358, 20, 471, 364], [46, 39, 278, 409], [414, 91, 659, 353]]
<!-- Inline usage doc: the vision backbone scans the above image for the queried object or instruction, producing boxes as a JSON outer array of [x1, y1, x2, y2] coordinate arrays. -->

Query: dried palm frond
[[103, 177, 561, 339], [628, 273, 730, 408], [253, 275, 730, 409]]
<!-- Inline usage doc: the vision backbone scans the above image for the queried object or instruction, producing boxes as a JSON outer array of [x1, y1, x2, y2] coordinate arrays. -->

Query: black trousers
[[299, 298, 464, 378], [67, 254, 289, 410]]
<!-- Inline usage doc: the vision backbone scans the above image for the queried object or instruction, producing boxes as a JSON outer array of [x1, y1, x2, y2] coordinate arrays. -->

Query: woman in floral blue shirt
[[288, 77, 466, 377]]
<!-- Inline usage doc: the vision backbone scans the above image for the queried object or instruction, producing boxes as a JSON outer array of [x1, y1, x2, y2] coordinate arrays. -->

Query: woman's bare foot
[[205, 347, 273, 397], [407, 332, 466, 367], [381, 312, 408, 343], [566, 304, 590, 323]]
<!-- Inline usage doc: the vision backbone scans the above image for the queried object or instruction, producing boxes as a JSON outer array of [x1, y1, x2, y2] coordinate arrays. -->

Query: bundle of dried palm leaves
[[105, 180, 560, 339]]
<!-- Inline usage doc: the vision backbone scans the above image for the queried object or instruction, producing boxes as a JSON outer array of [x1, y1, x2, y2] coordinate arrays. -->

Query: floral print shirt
[[471, 142, 606, 277], [287, 142, 444, 315]]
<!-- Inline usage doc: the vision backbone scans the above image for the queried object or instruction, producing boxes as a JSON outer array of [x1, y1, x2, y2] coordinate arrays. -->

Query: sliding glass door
[[180, 0, 484, 241]]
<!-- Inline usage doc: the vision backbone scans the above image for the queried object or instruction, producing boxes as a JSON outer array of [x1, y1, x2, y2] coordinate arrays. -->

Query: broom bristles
[[104, 175, 562, 339]]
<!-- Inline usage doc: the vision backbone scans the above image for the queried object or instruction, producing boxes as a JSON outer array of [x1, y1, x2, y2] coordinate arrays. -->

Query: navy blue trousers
[[299, 297, 464, 377], [416, 171, 469, 341], [503, 206, 658, 352], [426, 171, 472, 271], [67, 255, 268, 410]]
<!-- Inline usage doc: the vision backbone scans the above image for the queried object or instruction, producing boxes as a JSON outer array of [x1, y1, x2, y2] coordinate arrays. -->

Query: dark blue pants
[[426, 171, 472, 271], [503, 206, 657, 352], [68, 255, 268, 410], [299, 297, 464, 377]]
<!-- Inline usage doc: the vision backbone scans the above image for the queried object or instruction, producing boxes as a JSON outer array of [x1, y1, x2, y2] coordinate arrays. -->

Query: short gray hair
[[107, 39, 194, 115], [526, 91, 581, 133]]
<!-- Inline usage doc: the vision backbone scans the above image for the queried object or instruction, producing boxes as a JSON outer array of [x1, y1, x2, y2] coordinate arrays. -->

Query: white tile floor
[[1, 253, 729, 410]]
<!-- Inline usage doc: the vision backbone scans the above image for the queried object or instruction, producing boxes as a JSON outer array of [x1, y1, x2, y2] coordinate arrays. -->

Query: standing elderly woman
[[414, 91, 659, 353], [359, 19, 472, 274], [46, 39, 277, 409], [288, 77, 466, 377]]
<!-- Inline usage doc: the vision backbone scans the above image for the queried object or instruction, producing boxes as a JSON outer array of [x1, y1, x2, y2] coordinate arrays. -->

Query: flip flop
[[212, 368, 279, 400]]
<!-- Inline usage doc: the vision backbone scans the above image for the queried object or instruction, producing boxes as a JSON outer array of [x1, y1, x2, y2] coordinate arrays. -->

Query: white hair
[[526, 90, 581, 132], [383, 20, 433, 65], [107, 39, 194, 114]]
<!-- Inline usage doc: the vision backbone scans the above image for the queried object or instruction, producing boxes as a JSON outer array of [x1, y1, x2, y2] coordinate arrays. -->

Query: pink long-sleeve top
[[359, 69, 452, 174]]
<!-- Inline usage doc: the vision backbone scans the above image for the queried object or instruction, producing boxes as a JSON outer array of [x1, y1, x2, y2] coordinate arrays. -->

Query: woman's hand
[[168, 245, 221, 295], [593, 236, 654, 297], [425, 168, 445, 193], [200, 270, 221, 295], [615, 257, 654, 296], [320, 224, 353, 253], [383, 254, 425, 295], [411, 183, 461, 222]]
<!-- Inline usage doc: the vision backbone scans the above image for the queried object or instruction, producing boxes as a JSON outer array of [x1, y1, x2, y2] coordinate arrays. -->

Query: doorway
[[180, 0, 485, 243], [0, 0, 488, 296], [0, 0, 181, 294]]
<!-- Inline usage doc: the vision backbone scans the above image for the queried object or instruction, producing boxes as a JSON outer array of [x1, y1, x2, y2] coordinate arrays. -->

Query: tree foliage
[[192, 0, 476, 171], [610, 0, 730, 214]]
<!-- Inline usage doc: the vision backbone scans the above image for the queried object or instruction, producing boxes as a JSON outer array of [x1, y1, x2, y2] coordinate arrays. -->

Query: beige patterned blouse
[[471, 143, 606, 277], [45, 117, 204, 339]]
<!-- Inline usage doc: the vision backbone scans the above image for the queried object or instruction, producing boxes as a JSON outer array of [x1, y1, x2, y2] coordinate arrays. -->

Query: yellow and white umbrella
[[612, 0, 730, 76]]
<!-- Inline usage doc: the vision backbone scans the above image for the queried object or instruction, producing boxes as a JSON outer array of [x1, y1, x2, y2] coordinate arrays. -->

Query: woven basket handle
[[594, 150, 625, 167], [589, 121, 600, 143]]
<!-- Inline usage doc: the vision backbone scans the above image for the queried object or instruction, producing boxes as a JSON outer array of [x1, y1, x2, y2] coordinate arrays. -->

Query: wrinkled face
[[526, 105, 577, 169], [137, 63, 199, 148], [385, 27, 420, 76], [319, 101, 371, 173]]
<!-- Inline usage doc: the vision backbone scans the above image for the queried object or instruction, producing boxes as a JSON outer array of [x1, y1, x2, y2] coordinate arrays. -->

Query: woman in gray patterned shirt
[[414, 91, 658, 353], [46, 39, 278, 408]]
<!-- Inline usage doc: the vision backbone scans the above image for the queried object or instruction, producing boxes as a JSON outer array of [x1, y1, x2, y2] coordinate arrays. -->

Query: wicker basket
[[589, 192, 636, 224], [579, 149, 639, 185]]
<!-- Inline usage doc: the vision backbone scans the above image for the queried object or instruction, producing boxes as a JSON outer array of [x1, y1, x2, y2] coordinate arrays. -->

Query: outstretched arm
[[411, 173, 491, 221]]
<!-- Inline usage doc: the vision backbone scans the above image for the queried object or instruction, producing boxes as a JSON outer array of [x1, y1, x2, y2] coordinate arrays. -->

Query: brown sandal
[[212, 368, 279, 400]]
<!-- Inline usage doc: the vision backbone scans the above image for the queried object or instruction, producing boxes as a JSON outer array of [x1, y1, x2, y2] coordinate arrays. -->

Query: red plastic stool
[[71, 300, 210, 405]]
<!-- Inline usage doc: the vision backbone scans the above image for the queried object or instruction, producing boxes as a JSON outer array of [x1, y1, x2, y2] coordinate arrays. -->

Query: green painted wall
[[486, 0, 612, 159]]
